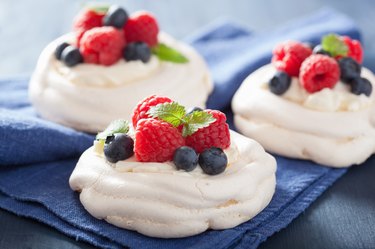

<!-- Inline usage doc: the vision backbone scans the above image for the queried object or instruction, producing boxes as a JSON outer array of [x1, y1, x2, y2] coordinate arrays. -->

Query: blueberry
[[269, 71, 291, 95], [339, 57, 361, 83], [123, 42, 151, 63], [103, 5, 128, 29], [313, 45, 331, 56], [186, 107, 203, 115], [61, 45, 83, 67], [173, 146, 198, 172], [104, 133, 134, 163], [55, 42, 70, 60], [350, 77, 372, 96], [198, 147, 227, 175]]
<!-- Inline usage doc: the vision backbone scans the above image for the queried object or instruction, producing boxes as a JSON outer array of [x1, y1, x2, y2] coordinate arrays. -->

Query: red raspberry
[[342, 36, 363, 64], [299, 54, 340, 93], [272, 41, 312, 77], [79, 27, 125, 66], [123, 12, 159, 47], [132, 95, 172, 128], [185, 110, 230, 153], [134, 118, 185, 162], [73, 9, 105, 45]]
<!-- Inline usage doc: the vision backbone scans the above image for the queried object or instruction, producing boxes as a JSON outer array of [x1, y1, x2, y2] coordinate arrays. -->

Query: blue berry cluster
[[55, 42, 83, 67], [104, 5, 152, 63], [173, 146, 227, 175], [339, 57, 372, 96]]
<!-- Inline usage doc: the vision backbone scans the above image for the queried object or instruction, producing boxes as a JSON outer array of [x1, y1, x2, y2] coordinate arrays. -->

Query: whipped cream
[[232, 64, 375, 167], [29, 32, 213, 132], [259, 64, 373, 112], [69, 131, 276, 238]]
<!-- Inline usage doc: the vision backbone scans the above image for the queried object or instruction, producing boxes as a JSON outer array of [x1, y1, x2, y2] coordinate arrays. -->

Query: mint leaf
[[151, 43, 189, 63], [147, 101, 218, 137], [86, 4, 110, 14], [96, 119, 129, 140], [147, 102, 186, 127], [182, 111, 216, 137], [322, 33, 348, 57]]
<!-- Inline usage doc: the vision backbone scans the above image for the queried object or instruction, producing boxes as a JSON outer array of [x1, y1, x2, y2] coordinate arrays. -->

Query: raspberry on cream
[[69, 96, 276, 237], [69, 130, 276, 238], [232, 62, 375, 168], [29, 6, 213, 133], [232, 34, 375, 167]]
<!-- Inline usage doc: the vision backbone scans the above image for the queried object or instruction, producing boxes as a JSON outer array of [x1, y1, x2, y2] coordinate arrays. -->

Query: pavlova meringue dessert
[[232, 34, 375, 167], [69, 95, 276, 238], [29, 5, 212, 132]]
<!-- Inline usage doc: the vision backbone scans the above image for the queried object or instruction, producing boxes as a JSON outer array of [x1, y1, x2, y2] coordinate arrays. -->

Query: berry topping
[[312, 44, 331, 56], [61, 45, 83, 67], [321, 34, 363, 64], [186, 107, 203, 115], [272, 41, 312, 77], [338, 57, 361, 83], [198, 147, 228, 175], [123, 42, 151, 63], [104, 133, 134, 163], [173, 146, 198, 172], [79, 26, 125, 66], [147, 102, 216, 137], [123, 12, 159, 47], [73, 9, 105, 45], [299, 54, 340, 93], [342, 36, 363, 64], [134, 118, 185, 162], [185, 110, 230, 153], [103, 5, 128, 29], [132, 95, 173, 128], [269, 71, 291, 95], [55, 42, 70, 60], [350, 77, 372, 96], [321, 33, 349, 58]]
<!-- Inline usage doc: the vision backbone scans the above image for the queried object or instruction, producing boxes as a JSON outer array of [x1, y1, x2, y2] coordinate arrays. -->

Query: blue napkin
[[0, 8, 360, 249]]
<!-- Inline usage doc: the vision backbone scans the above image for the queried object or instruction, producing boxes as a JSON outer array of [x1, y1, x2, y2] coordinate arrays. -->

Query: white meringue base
[[29, 33, 213, 133], [232, 64, 375, 167], [69, 131, 276, 238]]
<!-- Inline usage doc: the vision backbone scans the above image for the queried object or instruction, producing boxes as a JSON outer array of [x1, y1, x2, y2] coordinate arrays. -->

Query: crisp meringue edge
[[69, 130, 277, 238], [28, 32, 213, 133], [232, 64, 375, 167]]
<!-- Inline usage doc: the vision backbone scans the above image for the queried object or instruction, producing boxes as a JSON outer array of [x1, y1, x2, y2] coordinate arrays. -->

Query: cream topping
[[232, 64, 375, 167], [260, 64, 374, 112], [29, 32, 213, 132], [69, 131, 276, 238]]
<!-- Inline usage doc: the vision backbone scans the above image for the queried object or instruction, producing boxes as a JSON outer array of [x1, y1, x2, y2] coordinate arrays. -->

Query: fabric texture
[[0, 8, 360, 249]]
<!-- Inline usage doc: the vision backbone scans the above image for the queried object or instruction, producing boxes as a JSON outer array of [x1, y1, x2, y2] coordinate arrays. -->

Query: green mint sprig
[[151, 43, 189, 63], [147, 102, 215, 137], [321, 33, 348, 57], [84, 4, 110, 14], [96, 119, 129, 141]]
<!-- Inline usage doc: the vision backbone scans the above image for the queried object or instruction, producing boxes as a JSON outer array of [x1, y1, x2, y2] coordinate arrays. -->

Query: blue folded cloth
[[0, 8, 360, 249]]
